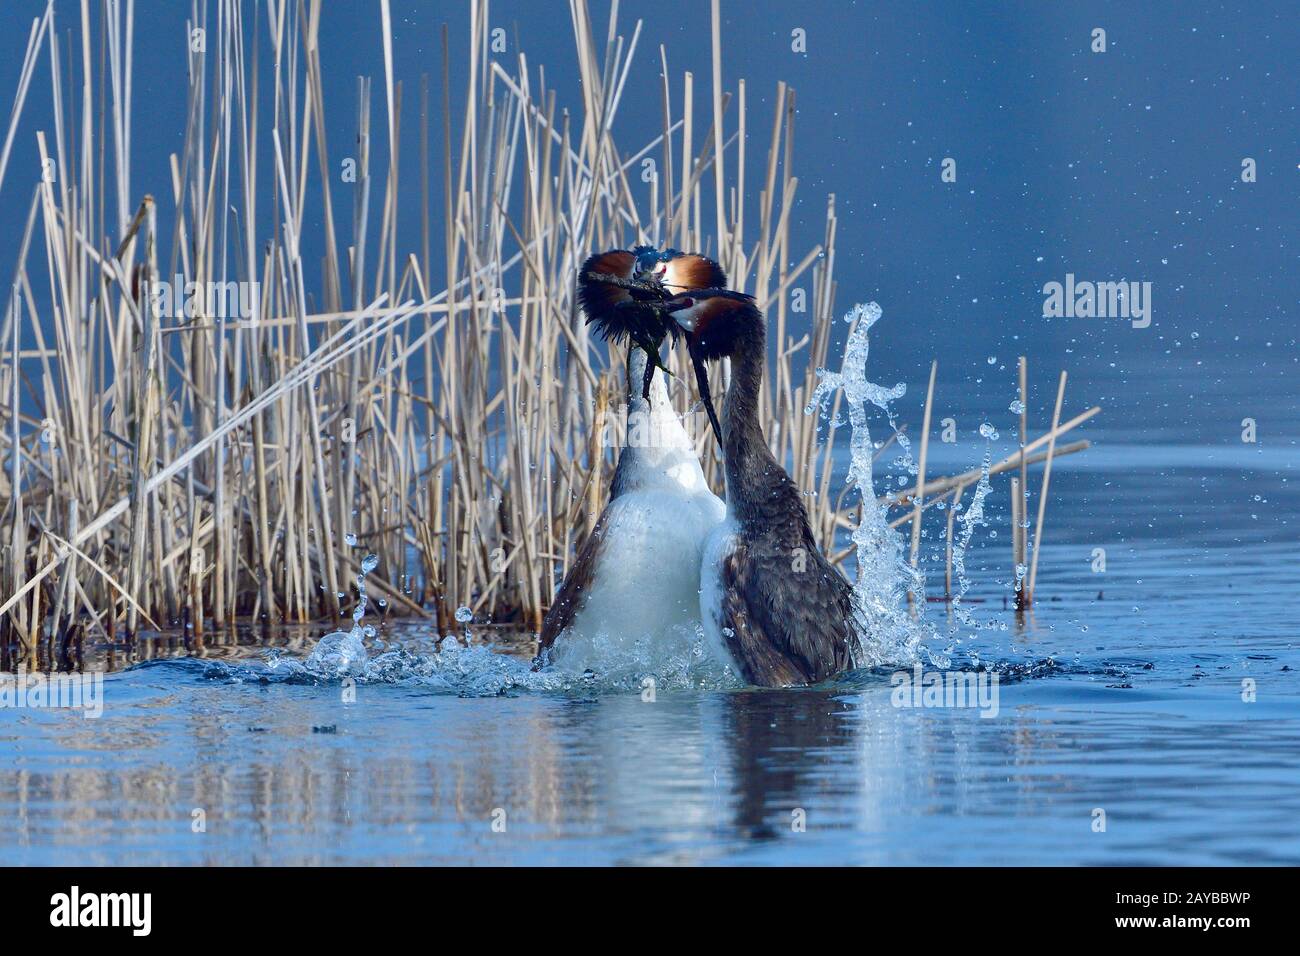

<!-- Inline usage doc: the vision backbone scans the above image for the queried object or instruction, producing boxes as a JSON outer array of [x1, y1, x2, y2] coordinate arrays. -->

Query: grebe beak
[[661, 297, 722, 447], [687, 338, 723, 447]]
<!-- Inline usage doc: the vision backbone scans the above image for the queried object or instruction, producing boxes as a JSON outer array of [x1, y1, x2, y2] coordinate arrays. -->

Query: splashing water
[[541, 620, 739, 690], [248, 625, 741, 696], [297, 549, 735, 692], [807, 302, 931, 667], [282, 622, 736, 696], [949, 437, 995, 636], [803, 301, 1009, 668], [357, 553, 380, 615], [304, 553, 380, 677]]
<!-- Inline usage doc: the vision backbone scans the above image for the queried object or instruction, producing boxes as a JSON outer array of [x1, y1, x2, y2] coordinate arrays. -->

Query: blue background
[[0, 0, 1295, 440]]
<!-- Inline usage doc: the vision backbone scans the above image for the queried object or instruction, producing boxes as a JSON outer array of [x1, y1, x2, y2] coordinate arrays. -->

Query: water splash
[[304, 553, 380, 677], [806, 302, 930, 667], [540, 621, 740, 690], [297, 548, 736, 693], [272, 623, 738, 696], [949, 436, 995, 633]]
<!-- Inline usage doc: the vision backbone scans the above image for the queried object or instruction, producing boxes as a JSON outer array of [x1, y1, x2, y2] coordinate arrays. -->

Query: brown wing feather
[[536, 505, 614, 658], [714, 527, 856, 688], [717, 541, 812, 687]]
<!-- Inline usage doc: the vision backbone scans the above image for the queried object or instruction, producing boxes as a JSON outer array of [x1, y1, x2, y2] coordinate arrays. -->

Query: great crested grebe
[[534, 248, 727, 668], [661, 290, 858, 687]]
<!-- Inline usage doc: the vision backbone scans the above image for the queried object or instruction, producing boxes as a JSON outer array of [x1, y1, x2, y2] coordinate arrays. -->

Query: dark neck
[[719, 318, 811, 542], [721, 326, 778, 509]]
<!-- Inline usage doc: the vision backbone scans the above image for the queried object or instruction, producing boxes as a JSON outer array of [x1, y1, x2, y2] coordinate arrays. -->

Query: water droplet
[[455, 606, 473, 624], [1008, 400, 1025, 414], [344, 532, 358, 547]]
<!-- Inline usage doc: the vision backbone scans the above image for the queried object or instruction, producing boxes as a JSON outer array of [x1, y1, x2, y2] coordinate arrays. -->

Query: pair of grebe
[[536, 248, 856, 687]]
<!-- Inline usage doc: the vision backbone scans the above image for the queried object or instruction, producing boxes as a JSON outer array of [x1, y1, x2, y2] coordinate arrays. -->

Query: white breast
[[546, 377, 727, 675], [547, 487, 724, 673], [697, 516, 743, 676]]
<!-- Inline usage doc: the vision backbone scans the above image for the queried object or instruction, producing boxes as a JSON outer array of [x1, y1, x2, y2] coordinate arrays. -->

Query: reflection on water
[[2, 648, 1297, 865]]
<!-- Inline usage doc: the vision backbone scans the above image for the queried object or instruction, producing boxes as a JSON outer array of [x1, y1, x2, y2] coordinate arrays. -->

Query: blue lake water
[[2, 362, 1296, 866]]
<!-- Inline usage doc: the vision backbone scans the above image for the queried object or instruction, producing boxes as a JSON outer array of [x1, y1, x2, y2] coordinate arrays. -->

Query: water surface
[[3, 365, 1296, 865]]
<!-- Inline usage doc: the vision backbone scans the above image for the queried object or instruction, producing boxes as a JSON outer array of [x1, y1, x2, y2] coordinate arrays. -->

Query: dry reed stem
[[0, 0, 1095, 660], [1026, 371, 1068, 604]]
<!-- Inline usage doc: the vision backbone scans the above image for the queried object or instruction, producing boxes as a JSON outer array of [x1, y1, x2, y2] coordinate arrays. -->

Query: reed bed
[[0, 0, 1094, 669]]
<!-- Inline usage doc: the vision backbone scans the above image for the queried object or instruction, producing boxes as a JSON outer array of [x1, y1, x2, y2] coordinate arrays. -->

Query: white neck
[[610, 347, 710, 498]]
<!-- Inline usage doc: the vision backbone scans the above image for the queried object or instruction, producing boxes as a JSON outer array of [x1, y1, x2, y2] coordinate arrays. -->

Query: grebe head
[[663, 290, 761, 445], [578, 248, 730, 399], [630, 245, 673, 284], [663, 290, 761, 361]]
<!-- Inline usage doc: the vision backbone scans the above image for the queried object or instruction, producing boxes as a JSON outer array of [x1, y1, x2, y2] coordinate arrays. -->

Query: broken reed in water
[[0, 0, 1094, 669]]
